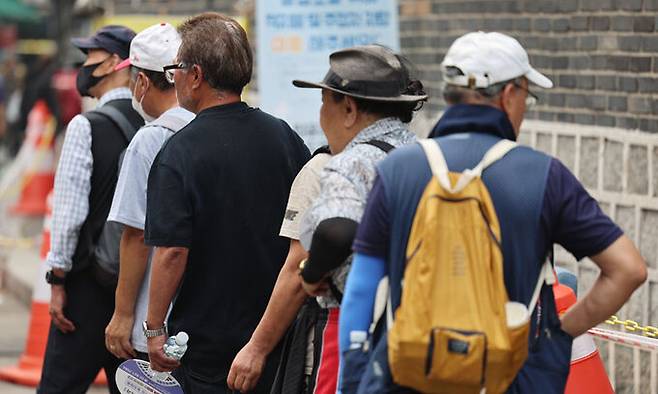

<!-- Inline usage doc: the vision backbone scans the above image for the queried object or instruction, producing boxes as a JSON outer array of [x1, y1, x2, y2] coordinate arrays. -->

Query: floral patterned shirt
[[300, 117, 417, 307]]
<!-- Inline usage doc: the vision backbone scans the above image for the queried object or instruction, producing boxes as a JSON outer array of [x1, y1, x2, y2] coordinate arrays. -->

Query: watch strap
[[142, 321, 167, 338], [45, 270, 66, 285]]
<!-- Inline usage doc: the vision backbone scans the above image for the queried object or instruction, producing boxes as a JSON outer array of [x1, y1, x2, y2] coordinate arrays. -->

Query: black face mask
[[76, 60, 108, 97]]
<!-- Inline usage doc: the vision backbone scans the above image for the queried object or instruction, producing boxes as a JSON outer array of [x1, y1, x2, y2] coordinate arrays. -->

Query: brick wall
[[400, 0, 658, 133]]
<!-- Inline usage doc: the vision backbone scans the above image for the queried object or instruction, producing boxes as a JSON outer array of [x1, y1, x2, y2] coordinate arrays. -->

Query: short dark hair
[[131, 66, 173, 91], [177, 12, 252, 94], [330, 79, 425, 124]]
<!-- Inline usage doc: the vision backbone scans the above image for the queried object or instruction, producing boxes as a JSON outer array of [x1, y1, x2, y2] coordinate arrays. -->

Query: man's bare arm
[[560, 235, 647, 337], [251, 240, 308, 352], [105, 226, 150, 358], [116, 227, 150, 314], [147, 246, 188, 371]]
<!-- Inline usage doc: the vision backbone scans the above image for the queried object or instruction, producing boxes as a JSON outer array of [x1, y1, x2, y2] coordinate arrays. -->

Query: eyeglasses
[[512, 82, 538, 108], [163, 62, 190, 84]]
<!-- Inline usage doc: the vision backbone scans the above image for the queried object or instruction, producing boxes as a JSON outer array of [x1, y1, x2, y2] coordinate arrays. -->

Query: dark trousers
[[171, 362, 279, 394], [171, 345, 283, 394], [37, 267, 121, 394], [135, 351, 149, 361], [172, 365, 232, 394]]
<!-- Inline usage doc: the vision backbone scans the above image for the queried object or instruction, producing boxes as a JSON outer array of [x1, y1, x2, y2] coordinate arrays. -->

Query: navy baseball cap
[[71, 25, 135, 60]]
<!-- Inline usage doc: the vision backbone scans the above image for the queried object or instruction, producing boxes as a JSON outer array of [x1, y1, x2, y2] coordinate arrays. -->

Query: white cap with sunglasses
[[441, 31, 553, 90], [115, 22, 181, 73]]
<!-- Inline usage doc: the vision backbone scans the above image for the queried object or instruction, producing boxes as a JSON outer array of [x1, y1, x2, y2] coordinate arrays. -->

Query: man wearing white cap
[[338, 32, 646, 393], [104, 22, 194, 360]]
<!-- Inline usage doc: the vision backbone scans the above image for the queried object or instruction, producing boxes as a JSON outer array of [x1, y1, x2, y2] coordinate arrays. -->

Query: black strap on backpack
[[85, 104, 140, 289], [362, 139, 395, 153], [91, 105, 138, 144], [312, 144, 332, 157], [326, 139, 395, 304]]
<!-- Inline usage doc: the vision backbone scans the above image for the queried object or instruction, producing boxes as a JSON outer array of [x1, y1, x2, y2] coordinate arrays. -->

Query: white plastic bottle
[[163, 331, 189, 360], [349, 330, 367, 350]]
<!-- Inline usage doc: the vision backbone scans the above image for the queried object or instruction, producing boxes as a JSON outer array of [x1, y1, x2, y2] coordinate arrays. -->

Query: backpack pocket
[[506, 301, 530, 376], [506, 322, 530, 384], [426, 328, 486, 387]]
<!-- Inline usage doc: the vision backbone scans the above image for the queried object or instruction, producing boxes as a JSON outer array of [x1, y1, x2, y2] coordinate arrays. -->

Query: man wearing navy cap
[[40, 25, 144, 394]]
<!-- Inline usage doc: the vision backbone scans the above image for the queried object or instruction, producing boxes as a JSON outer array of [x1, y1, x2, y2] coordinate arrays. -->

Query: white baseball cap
[[115, 23, 180, 72], [441, 31, 553, 89]]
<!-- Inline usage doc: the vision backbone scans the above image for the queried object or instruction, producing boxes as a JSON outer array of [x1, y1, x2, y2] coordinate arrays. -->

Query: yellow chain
[[605, 315, 658, 338]]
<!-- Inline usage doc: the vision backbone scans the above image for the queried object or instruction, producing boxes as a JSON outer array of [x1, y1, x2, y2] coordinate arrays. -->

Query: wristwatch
[[45, 270, 66, 286], [142, 321, 167, 338]]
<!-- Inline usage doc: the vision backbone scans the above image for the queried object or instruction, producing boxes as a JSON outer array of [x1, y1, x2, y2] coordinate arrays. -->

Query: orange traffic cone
[[0, 192, 107, 387], [553, 283, 614, 394], [10, 100, 56, 216], [565, 333, 614, 393]]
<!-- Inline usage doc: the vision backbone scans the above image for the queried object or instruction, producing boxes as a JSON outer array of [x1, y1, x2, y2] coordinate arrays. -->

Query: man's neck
[[152, 92, 180, 118], [194, 87, 241, 114], [333, 115, 384, 152]]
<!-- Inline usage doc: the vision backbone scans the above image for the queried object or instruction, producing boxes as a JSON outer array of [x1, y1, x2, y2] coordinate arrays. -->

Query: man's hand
[[147, 335, 179, 372], [105, 312, 137, 359], [227, 341, 267, 392], [49, 285, 76, 333]]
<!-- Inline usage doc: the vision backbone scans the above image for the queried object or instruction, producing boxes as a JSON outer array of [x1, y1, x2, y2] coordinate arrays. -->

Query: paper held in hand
[[115, 359, 183, 394]]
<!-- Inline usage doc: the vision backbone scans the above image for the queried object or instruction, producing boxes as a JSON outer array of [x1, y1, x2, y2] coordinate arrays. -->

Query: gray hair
[[442, 66, 523, 105], [177, 12, 252, 94]]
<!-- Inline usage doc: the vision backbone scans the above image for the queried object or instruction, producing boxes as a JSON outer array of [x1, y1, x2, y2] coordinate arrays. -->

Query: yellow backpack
[[387, 139, 554, 394]]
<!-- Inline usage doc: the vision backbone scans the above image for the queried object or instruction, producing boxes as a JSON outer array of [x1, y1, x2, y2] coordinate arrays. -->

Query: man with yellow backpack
[[338, 32, 647, 393]]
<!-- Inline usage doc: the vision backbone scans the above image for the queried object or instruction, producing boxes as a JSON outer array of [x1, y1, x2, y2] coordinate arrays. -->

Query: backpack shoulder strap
[[528, 260, 557, 312], [149, 113, 190, 132], [419, 138, 517, 194], [90, 105, 138, 143], [472, 139, 517, 176], [418, 138, 451, 190], [312, 144, 332, 157], [362, 139, 395, 153]]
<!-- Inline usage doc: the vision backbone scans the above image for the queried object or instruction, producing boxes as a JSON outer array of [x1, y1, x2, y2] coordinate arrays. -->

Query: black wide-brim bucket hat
[[293, 45, 428, 103]]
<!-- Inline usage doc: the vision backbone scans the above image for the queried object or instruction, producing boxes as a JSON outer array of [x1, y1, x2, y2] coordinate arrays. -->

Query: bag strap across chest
[[418, 138, 517, 194]]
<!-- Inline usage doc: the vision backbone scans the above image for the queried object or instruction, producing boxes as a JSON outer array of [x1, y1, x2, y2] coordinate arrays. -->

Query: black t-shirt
[[145, 102, 309, 382]]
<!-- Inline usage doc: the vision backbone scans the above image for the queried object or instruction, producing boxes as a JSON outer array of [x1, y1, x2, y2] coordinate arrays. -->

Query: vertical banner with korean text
[[256, 0, 400, 149]]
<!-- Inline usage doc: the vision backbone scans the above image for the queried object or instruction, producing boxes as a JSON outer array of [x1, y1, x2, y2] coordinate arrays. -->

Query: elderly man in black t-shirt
[[143, 13, 309, 393]]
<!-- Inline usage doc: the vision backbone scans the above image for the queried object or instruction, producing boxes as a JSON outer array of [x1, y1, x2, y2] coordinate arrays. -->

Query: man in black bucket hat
[[228, 44, 427, 394]]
